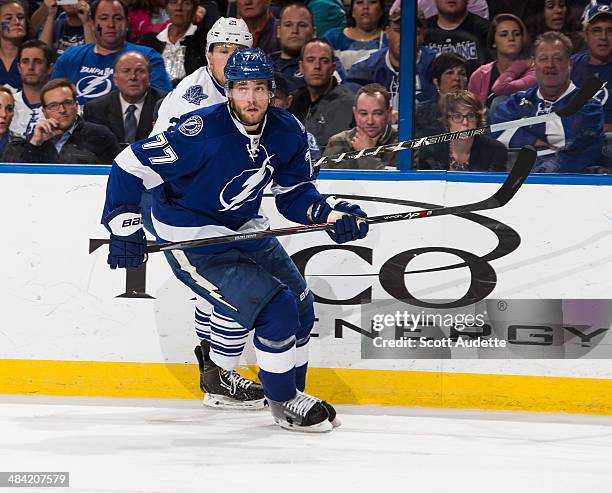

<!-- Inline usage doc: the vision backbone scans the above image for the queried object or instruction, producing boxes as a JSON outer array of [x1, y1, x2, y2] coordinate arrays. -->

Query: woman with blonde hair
[[416, 90, 508, 171], [468, 13, 536, 107]]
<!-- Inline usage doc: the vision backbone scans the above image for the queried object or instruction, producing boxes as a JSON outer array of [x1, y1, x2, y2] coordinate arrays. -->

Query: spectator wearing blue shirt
[[571, 2, 612, 132], [345, 7, 437, 107], [0, 0, 28, 92], [322, 0, 387, 70], [51, 0, 172, 105]]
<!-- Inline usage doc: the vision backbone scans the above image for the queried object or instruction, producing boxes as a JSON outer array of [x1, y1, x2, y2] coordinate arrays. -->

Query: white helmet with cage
[[206, 17, 253, 53]]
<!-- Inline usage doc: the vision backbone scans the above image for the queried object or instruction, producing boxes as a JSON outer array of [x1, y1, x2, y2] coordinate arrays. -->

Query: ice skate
[[195, 343, 265, 410], [268, 391, 335, 433], [320, 400, 342, 428]]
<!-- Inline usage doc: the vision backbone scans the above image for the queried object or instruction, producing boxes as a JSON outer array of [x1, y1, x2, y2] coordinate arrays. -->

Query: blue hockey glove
[[310, 197, 369, 244], [103, 205, 147, 269]]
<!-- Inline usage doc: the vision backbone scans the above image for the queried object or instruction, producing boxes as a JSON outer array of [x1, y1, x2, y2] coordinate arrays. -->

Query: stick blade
[[556, 76, 603, 117], [490, 145, 537, 207]]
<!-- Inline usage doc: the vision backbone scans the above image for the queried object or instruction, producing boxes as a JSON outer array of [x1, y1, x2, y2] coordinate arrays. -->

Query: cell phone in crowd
[[56, 0, 78, 5]]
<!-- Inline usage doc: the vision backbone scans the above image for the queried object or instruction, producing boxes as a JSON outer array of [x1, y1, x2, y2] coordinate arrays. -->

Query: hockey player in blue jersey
[[150, 17, 321, 412], [102, 48, 368, 432], [491, 31, 605, 173]]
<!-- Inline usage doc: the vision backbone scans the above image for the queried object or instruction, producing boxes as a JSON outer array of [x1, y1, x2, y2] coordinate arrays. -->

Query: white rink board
[[0, 172, 611, 378]]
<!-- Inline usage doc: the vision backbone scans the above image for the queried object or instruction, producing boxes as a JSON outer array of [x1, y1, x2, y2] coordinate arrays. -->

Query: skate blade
[[275, 418, 333, 433], [203, 393, 265, 410]]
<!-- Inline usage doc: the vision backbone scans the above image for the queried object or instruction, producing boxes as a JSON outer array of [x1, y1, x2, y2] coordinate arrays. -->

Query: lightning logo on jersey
[[105, 104, 322, 254], [219, 145, 275, 212]]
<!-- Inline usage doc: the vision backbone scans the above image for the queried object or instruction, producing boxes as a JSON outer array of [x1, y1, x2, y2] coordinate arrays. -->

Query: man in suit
[[83, 51, 167, 145]]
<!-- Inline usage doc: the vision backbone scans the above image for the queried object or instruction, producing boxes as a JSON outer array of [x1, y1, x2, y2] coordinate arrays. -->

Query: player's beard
[[231, 100, 269, 127]]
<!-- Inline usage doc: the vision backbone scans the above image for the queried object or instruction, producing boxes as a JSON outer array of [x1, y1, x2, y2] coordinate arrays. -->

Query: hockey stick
[[313, 76, 603, 168], [147, 146, 536, 253]]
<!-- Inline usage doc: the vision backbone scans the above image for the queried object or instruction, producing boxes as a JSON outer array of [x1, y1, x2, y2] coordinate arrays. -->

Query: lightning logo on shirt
[[76, 74, 112, 100]]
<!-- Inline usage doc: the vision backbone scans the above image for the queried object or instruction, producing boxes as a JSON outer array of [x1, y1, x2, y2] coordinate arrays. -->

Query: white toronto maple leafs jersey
[[104, 103, 322, 254], [152, 67, 227, 135], [10, 91, 44, 138]]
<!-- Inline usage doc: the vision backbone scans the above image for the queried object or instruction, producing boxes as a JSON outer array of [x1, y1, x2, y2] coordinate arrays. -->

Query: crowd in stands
[[0, 0, 610, 173]]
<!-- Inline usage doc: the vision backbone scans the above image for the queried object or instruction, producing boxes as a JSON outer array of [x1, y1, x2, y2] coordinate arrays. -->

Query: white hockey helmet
[[206, 17, 253, 53]]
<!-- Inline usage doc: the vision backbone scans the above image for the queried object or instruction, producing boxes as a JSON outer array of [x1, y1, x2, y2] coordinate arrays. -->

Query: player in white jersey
[[152, 17, 253, 135]]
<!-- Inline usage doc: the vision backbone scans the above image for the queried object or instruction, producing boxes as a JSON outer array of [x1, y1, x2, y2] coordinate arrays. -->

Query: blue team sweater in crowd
[[491, 84, 605, 172], [51, 42, 173, 104], [571, 50, 612, 126]]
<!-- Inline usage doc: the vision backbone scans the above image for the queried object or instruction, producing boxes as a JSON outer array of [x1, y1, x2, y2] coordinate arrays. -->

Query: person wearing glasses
[[492, 31, 606, 173], [2, 78, 120, 164], [571, 2, 612, 132], [415, 89, 507, 171]]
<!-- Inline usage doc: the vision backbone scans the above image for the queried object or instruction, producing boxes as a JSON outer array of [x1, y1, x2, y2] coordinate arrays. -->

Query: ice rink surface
[[1, 395, 611, 493]]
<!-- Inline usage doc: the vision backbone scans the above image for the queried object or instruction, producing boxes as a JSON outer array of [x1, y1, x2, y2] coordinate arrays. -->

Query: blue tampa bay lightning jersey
[[491, 83, 605, 172], [571, 51, 612, 125], [103, 103, 323, 253], [52, 42, 173, 104], [345, 47, 437, 106]]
